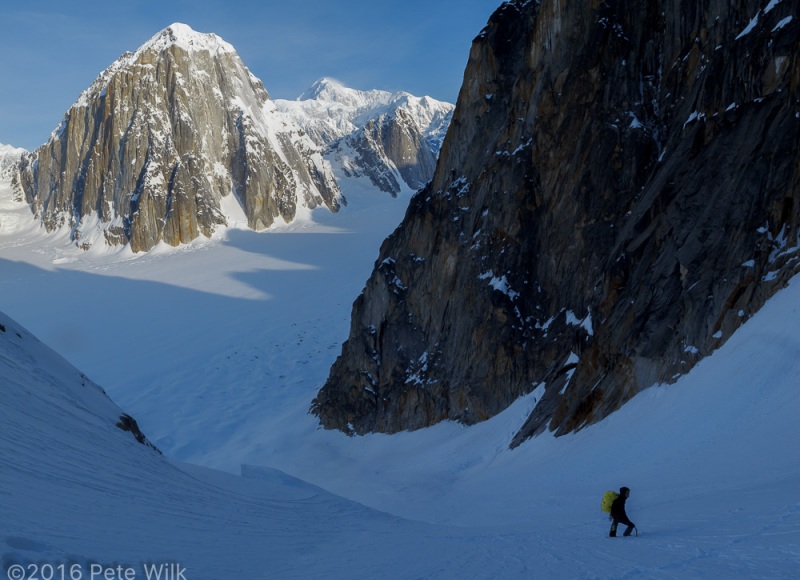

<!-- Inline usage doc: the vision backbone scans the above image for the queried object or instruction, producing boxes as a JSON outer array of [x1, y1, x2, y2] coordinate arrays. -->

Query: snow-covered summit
[[286, 77, 453, 147], [0, 143, 25, 176], [136, 22, 237, 57], [0, 142, 25, 155], [299, 77, 370, 105], [0, 142, 26, 159], [297, 78, 406, 116], [72, 23, 244, 112], [0, 143, 25, 183]]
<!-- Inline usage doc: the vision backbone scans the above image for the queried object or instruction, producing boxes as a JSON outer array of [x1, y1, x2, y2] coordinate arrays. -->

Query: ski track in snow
[[1, 175, 799, 578]]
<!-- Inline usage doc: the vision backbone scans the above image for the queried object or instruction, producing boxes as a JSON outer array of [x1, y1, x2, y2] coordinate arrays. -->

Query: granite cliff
[[13, 24, 340, 252], [313, 0, 800, 444]]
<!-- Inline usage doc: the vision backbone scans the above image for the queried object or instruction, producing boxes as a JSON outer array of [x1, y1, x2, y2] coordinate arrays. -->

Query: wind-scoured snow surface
[[1, 174, 799, 577]]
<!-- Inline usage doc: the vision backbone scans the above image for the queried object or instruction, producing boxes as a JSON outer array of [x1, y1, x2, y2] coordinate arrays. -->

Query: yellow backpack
[[601, 490, 619, 513]]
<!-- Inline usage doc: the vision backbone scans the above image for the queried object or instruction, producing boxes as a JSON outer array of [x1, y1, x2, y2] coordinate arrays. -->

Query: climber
[[609, 486, 636, 537]]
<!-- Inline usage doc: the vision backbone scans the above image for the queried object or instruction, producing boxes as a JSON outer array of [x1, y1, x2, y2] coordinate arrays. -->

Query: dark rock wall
[[313, 0, 799, 443]]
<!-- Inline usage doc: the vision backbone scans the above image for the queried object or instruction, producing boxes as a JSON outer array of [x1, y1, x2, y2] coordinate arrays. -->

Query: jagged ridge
[[276, 78, 454, 196]]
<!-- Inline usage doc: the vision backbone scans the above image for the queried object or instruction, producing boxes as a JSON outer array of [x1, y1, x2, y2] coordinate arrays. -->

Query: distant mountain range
[[276, 78, 453, 195], [6, 24, 453, 252]]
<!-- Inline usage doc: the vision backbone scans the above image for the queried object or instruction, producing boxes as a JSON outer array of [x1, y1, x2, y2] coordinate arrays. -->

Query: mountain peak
[[15, 23, 340, 253], [137, 22, 236, 57], [0, 142, 26, 176], [310, 77, 347, 91], [298, 77, 356, 102], [0, 143, 26, 156], [295, 78, 414, 118]]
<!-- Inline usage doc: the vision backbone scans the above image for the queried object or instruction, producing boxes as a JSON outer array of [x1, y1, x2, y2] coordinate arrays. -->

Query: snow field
[[1, 174, 799, 578]]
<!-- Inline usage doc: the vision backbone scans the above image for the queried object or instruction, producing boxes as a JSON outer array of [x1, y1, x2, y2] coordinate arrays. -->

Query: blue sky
[[0, 0, 501, 150]]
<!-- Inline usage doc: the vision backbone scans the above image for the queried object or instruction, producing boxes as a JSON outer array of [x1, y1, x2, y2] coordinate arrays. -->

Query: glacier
[[1, 170, 798, 578]]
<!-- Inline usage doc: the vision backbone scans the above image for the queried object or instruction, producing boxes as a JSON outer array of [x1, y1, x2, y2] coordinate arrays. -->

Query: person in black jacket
[[609, 486, 636, 537]]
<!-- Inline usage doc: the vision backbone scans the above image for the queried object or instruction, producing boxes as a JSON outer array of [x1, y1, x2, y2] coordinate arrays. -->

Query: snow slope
[[1, 172, 799, 577], [1, 310, 534, 579]]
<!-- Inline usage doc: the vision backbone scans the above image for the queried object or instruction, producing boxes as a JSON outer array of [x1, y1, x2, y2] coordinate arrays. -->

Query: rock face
[[312, 0, 800, 443], [13, 24, 340, 252], [276, 78, 454, 196]]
